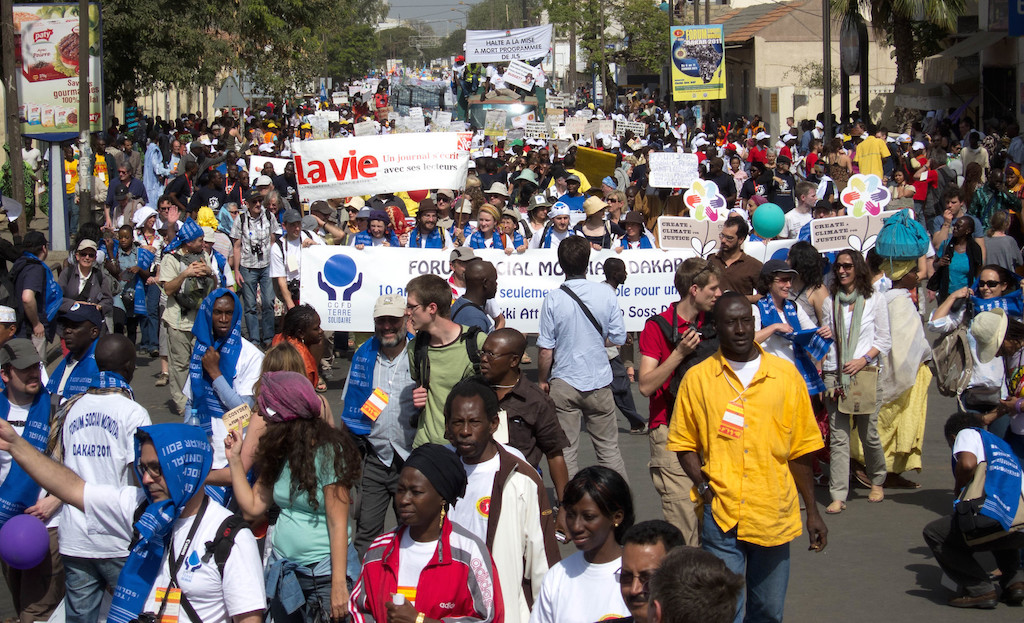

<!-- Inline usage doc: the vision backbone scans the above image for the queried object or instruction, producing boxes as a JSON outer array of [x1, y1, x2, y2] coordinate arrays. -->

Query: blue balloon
[[751, 203, 785, 239], [323, 254, 358, 288], [0, 514, 49, 570]]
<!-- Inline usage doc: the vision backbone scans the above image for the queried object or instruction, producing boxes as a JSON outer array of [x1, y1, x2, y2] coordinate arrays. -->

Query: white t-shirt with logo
[[84, 485, 265, 623], [529, 552, 628, 623], [59, 392, 152, 557], [451, 454, 500, 542], [396, 530, 438, 606]]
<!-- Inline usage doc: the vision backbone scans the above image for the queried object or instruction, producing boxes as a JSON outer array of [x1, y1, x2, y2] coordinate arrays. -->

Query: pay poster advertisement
[[670, 25, 726, 102], [15, 3, 103, 134]]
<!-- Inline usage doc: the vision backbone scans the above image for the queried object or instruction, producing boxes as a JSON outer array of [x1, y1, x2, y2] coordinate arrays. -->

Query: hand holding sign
[[840, 174, 891, 217]]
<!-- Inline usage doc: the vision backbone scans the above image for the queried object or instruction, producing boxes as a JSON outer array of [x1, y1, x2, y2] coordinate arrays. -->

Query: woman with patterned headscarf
[[226, 370, 361, 623]]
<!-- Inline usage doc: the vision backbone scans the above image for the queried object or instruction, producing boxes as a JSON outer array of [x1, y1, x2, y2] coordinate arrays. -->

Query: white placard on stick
[[503, 59, 537, 91], [353, 121, 377, 137], [648, 153, 700, 188]]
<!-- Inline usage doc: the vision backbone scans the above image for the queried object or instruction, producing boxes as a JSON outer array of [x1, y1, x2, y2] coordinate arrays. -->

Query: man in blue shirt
[[557, 174, 586, 215], [537, 236, 628, 480]]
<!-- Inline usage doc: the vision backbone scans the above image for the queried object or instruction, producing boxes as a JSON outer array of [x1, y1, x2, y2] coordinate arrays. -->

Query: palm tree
[[830, 0, 965, 85]]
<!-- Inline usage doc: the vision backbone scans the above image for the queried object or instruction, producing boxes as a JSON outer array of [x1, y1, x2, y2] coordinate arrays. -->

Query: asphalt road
[[0, 343, 1015, 622]]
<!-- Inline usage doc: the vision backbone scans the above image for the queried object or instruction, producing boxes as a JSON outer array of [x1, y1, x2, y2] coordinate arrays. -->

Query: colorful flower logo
[[840, 174, 891, 218], [683, 180, 727, 222]]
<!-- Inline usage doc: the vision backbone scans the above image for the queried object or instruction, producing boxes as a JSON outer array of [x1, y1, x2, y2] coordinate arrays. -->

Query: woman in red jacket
[[349, 444, 504, 623]]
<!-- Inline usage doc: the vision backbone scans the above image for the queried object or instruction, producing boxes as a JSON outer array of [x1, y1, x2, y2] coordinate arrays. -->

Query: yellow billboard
[[671, 25, 726, 102]]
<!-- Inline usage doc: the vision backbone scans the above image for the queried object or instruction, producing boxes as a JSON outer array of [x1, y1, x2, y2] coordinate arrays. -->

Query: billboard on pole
[[14, 3, 103, 135], [670, 25, 725, 102]]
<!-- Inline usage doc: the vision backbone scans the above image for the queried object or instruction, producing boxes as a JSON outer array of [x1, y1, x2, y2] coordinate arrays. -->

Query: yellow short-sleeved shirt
[[65, 157, 79, 195], [666, 347, 824, 547], [853, 136, 890, 179]]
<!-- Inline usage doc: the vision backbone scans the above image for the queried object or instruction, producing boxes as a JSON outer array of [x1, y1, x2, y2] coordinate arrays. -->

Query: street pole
[[821, 0, 832, 138], [77, 0, 92, 225], [2, 0, 26, 215], [668, 1, 675, 116], [521, 0, 527, 27], [599, 0, 607, 111]]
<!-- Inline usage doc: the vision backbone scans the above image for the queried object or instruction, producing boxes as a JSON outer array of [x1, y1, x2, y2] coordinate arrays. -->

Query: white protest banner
[[484, 110, 507, 137], [811, 211, 899, 253], [300, 246, 691, 333], [597, 120, 615, 135], [332, 93, 348, 106], [547, 93, 569, 108], [507, 129, 526, 141], [292, 132, 471, 201], [743, 239, 798, 263], [545, 108, 564, 124], [249, 156, 290, 181], [649, 152, 700, 188], [465, 24, 553, 63], [565, 117, 587, 135], [408, 106, 424, 118], [353, 120, 377, 137], [503, 59, 537, 91], [525, 122, 549, 139], [434, 111, 452, 127], [616, 120, 645, 137], [315, 110, 340, 122], [511, 112, 535, 128]]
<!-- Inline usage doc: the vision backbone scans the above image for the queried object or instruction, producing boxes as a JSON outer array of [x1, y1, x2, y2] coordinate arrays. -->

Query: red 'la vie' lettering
[[296, 153, 379, 185]]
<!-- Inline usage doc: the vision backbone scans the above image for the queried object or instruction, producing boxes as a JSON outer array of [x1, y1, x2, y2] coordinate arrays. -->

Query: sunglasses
[[978, 280, 1004, 288], [78, 251, 96, 258], [835, 262, 856, 271]]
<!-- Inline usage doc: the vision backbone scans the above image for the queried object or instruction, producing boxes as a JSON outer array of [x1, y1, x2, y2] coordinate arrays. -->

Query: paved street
[[0, 340, 1015, 621]]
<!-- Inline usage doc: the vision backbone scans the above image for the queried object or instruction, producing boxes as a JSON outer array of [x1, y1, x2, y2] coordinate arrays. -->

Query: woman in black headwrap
[[348, 444, 504, 623]]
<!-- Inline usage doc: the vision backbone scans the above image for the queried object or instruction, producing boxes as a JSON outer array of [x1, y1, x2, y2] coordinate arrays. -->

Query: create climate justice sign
[[300, 247, 692, 333]]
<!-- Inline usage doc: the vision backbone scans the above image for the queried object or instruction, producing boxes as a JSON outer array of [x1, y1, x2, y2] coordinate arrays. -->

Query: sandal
[[868, 486, 885, 503], [155, 373, 169, 387], [884, 473, 922, 489], [316, 378, 328, 393], [825, 501, 846, 514]]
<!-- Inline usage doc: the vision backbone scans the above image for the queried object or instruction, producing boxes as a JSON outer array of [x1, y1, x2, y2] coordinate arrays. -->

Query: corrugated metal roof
[[711, 0, 805, 44]]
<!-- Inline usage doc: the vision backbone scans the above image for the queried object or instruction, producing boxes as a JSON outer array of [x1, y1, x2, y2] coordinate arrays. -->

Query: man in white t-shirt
[[446, 378, 559, 623], [270, 209, 324, 311], [57, 334, 152, 623], [0, 339, 63, 622], [780, 181, 816, 239], [923, 412, 1024, 609], [528, 202, 574, 250], [0, 420, 264, 623]]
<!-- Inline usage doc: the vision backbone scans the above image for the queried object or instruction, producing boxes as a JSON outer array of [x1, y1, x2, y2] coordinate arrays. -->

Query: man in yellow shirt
[[667, 291, 827, 623], [63, 143, 80, 238], [852, 122, 890, 180]]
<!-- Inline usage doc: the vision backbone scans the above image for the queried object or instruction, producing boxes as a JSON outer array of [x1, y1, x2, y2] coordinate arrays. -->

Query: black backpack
[[412, 325, 483, 390], [646, 307, 719, 420], [129, 501, 249, 577]]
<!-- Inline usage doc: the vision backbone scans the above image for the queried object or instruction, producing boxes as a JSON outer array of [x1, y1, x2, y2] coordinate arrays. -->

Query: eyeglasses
[[835, 262, 856, 271], [137, 460, 162, 479], [159, 207, 170, 212], [978, 280, 1004, 288], [78, 251, 96, 258], [607, 198, 621, 204], [480, 349, 513, 361], [614, 568, 654, 589]]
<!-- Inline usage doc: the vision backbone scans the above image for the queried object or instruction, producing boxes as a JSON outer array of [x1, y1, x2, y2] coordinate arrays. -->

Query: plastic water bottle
[[393, 594, 406, 606], [184, 408, 201, 428]]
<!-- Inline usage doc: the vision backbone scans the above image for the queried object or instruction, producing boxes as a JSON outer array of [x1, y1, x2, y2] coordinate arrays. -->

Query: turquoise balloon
[[752, 203, 785, 239]]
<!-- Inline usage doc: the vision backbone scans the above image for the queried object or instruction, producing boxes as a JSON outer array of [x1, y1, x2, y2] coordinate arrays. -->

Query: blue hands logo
[[318, 254, 363, 301]]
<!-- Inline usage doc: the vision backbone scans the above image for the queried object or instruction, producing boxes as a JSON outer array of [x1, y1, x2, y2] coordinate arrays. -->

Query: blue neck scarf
[[46, 338, 99, 399], [133, 247, 155, 315], [409, 227, 445, 249], [756, 296, 830, 395], [971, 291, 1024, 318], [469, 230, 504, 249], [0, 389, 51, 527], [107, 424, 212, 623], [90, 371, 134, 398], [163, 218, 203, 254], [24, 253, 62, 323], [188, 289, 243, 438], [952, 429, 1022, 531], [217, 206, 235, 234], [342, 337, 381, 435], [618, 235, 653, 249]]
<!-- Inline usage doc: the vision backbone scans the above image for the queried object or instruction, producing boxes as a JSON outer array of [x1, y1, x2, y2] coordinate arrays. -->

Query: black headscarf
[[404, 444, 467, 505]]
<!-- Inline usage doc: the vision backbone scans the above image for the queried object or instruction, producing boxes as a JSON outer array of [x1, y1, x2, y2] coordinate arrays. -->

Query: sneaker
[[155, 373, 169, 387], [630, 425, 648, 435], [149, 349, 159, 358]]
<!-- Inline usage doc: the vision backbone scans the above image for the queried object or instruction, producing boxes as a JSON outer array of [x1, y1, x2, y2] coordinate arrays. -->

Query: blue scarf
[[188, 289, 243, 440], [134, 247, 155, 315], [107, 424, 212, 623], [24, 253, 62, 323], [449, 222, 472, 241], [409, 227, 445, 249], [756, 296, 830, 395], [618, 235, 654, 249], [468, 230, 504, 249], [211, 251, 229, 288], [0, 390, 51, 527], [342, 337, 380, 435], [46, 338, 99, 399], [952, 428, 1023, 531], [163, 218, 203, 254], [90, 371, 134, 398], [217, 206, 235, 234], [971, 291, 1024, 318], [353, 230, 399, 247]]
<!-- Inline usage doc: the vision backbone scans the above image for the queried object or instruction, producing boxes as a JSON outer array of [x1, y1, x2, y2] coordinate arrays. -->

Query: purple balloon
[[0, 514, 49, 569]]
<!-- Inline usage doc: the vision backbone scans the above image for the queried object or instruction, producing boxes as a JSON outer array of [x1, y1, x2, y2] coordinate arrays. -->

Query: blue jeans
[[240, 265, 275, 345], [701, 505, 790, 623], [65, 193, 78, 245], [140, 283, 160, 350], [64, 555, 127, 623]]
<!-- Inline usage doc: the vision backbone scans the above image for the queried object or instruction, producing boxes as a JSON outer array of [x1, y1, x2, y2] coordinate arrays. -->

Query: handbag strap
[[559, 284, 602, 337]]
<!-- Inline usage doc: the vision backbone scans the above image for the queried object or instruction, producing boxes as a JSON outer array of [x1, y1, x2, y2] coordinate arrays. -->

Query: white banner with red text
[[299, 246, 696, 333], [291, 133, 472, 201]]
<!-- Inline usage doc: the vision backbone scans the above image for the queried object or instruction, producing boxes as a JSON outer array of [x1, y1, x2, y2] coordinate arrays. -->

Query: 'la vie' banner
[[299, 246, 694, 333], [291, 133, 472, 201]]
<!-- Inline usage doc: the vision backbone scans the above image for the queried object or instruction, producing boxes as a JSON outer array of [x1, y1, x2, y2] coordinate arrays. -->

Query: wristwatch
[[862, 354, 874, 365], [696, 481, 712, 497]]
